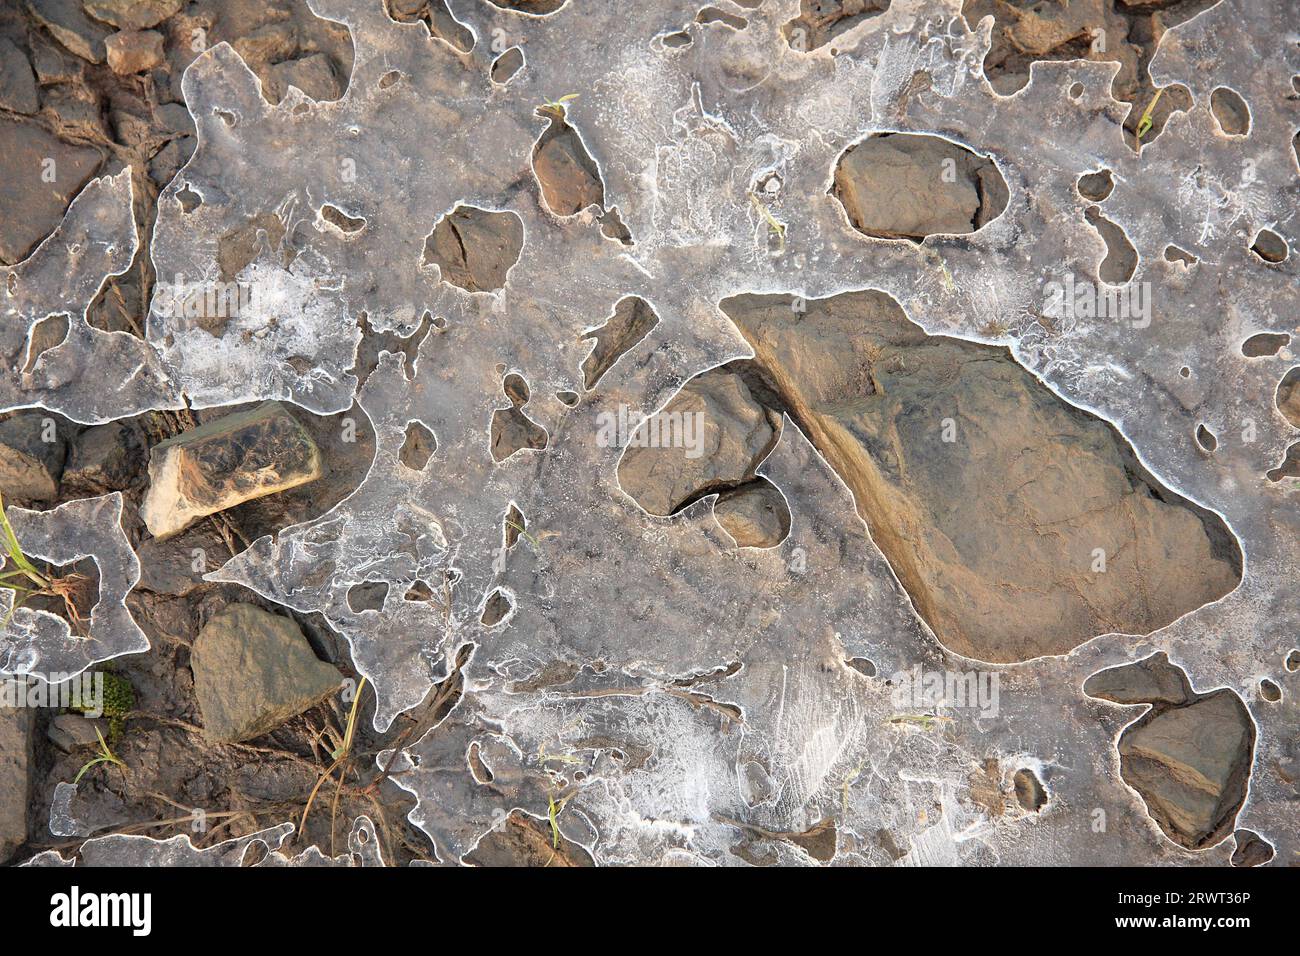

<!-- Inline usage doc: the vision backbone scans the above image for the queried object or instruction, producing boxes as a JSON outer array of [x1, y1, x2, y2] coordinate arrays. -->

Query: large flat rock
[[724, 291, 1241, 662]]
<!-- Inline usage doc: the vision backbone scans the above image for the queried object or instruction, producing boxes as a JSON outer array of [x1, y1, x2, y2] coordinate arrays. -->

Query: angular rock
[[140, 401, 323, 540], [0, 118, 103, 265], [104, 29, 164, 74], [713, 480, 789, 548], [61, 420, 144, 495], [190, 603, 342, 743], [1119, 690, 1254, 849], [47, 713, 110, 752], [0, 704, 32, 863], [618, 369, 777, 516], [82, 0, 183, 30], [831, 133, 1007, 240], [26, 0, 111, 63], [0, 39, 39, 115], [264, 54, 341, 103], [0, 411, 68, 502], [723, 292, 1242, 663]]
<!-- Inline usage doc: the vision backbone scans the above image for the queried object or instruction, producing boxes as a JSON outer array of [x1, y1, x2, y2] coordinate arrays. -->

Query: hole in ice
[[846, 657, 876, 677], [398, 420, 437, 470], [1084, 206, 1137, 284], [1076, 169, 1114, 202], [480, 588, 514, 626], [176, 184, 202, 213], [1250, 228, 1288, 264], [347, 581, 389, 613], [1210, 87, 1250, 136], [831, 133, 1008, 241], [783, 0, 890, 52], [320, 204, 365, 235], [1259, 678, 1281, 702], [532, 108, 605, 217], [1013, 768, 1047, 813], [1195, 424, 1216, 452], [1230, 829, 1275, 867], [1241, 333, 1288, 357], [1164, 245, 1197, 267], [697, 6, 747, 29], [422, 205, 523, 293], [580, 295, 660, 390], [490, 47, 524, 84], [1266, 442, 1300, 482], [1278, 368, 1300, 427], [490, 373, 548, 461]]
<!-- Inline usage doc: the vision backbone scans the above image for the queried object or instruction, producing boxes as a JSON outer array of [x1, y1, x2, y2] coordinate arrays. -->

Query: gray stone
[[0, 118, 103, 265], [0, 705, 32, 863], [0, 411, 68, 502], [618, 369, 777, 516], [26, 0, 111, 63], [62, 420, 143, 494], [47, 713, 110, 752], [0, 39, 39, 115], [191, 603, 342, 743], [82, 0, 183, 30], [141, 401, 323, 540]]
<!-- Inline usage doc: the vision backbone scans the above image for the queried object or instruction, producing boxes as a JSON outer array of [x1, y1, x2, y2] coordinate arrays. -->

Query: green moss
[[69, 671, 135, 740]]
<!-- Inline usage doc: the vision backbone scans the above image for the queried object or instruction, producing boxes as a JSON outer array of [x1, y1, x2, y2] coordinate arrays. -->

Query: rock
[[104, 29, 164, 74], [82, 0, 183, 30], [47, 713, 110, 752], [25, 0, 111, 63], [723, 292, 1242, 663], [0, 118, 103, 265], [1012, 768, 1047, 812], [0, 411, 68, 502], [713, 480, 789, 548], [231, 22, 297, 70], [61, 420, 144, 494], [30, 38, 84, 83], [140, 401, 323, 540], [135, 521, 227, 596], [1119, 690, 1254, 849], [422, 205, 523, 293], [0, 39, 39, 115], [40, 83, 109, 142], [190, 603, 342, 743], [831, 132, 1007, 240], [0, 704, 32, 863], [264, 54, 341, 103], [618, 369, 777, 516], [1083, 653, 1192, 707], [532, 117, 604, 216]]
